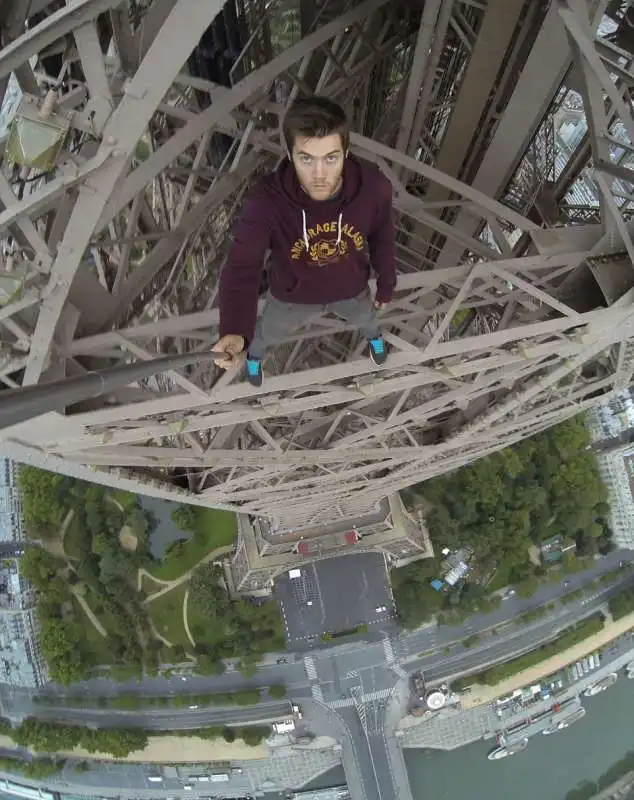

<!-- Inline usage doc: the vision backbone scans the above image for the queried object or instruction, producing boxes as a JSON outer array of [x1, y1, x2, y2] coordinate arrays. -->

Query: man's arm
[[367, 176, 396, 305], [218, 188, 272, 344]]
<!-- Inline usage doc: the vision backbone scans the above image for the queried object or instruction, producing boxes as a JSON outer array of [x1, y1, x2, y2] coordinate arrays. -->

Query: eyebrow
[[297, 149, 342, 157]]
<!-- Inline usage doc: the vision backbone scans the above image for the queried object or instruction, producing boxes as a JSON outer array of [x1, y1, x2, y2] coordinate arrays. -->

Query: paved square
[[275, 552, 393, 647]]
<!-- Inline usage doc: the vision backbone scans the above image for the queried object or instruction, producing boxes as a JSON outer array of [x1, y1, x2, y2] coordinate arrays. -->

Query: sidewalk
[[0, 733, 268, 763]]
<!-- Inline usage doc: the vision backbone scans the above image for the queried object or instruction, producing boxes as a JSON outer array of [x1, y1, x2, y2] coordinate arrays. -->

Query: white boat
[[583, 672, 618, 697], [488, 738, 528, 760], [627, 670, 634, 679], [543, 706, 586, 734], [626, 660, 634, 672], [542, 723, 558, 735], [557, 707, 586, 728]]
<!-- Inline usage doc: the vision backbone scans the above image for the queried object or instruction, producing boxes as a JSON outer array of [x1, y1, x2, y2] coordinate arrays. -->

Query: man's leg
[[328, 289, 386, 365], [248, 295, 320, 360]]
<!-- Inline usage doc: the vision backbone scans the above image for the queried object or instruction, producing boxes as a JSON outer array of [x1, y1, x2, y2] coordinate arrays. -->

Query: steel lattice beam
[[0, 0, 631, 545]]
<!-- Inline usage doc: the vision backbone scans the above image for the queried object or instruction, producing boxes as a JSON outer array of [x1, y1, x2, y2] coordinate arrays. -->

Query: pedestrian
[[212, 95, 396, 386]]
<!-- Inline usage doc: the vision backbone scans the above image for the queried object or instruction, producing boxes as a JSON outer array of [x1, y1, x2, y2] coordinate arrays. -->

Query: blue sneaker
[[246, 356, 263, 387], [368, 336, 387, 366]]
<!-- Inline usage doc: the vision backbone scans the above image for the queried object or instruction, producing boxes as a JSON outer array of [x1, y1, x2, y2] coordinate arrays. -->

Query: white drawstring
[[301, 210, 343, 250], [302, 209, 309, 251]]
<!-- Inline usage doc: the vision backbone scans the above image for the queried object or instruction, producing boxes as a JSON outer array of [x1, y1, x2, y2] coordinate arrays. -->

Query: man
[[212, 95, 396, 387]]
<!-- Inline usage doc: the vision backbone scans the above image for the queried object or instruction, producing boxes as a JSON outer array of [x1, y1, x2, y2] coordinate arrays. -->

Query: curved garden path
[[139, 544, 235, 605], [70, 587, 107, 637], [183, 589, 195, 647]]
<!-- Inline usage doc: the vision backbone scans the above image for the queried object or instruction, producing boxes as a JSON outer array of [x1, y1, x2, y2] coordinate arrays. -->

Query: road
[[25, 701, 292, 730], [31, 549, 627, 701], [294, 572, 632, 800], [3, 550, 631, 800]]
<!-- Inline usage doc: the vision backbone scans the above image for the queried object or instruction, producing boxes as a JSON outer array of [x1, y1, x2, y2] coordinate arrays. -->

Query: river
[[405, 670, 634, 799]]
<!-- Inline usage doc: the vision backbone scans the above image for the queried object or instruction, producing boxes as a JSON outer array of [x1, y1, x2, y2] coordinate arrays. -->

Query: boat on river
[[488, 738, 528, 760], [556, 706, 586, 728], [583, 672, 618, 697], [543, 706, 586, 734]]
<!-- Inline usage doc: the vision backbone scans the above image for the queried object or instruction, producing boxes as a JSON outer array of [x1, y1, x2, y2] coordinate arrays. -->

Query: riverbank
[[0, 734, 268, 762], [461, 610, 634, 709], [405, 660, 634, 800]]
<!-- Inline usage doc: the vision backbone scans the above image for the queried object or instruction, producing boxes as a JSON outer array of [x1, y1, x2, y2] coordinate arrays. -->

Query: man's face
[[291, 133, 345, 200]]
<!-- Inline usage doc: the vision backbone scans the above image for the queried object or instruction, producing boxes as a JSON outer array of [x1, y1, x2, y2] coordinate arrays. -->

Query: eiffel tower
[[1, 0, 633, 590]]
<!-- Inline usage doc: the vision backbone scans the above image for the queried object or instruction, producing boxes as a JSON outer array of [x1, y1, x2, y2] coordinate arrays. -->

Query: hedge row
[[453, 614, 605, 689]]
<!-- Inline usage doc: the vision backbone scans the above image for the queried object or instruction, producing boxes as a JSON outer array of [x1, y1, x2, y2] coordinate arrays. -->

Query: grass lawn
[[140, 572, 167, 596], [108, 489, 138, 512], [562, 555, 593, 575], [149, 509, 237, 581], [148, 584, 191, 648], [186, 599, 225, 649], [63, 513, 84, 560], [84, 589, 125, 638], [71, 597, 114, 666], [487, 561, 516, 593]]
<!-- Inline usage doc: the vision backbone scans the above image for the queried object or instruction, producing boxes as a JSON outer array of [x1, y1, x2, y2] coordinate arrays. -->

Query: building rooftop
[[0, 460, 23, 544]]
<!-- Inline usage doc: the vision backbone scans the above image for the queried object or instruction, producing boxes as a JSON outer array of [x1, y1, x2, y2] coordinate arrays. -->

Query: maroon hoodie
[[218, 156, 396, 342]]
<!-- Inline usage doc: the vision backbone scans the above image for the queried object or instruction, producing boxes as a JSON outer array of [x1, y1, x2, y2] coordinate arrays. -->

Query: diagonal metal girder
[[0, 0, 632, 535]]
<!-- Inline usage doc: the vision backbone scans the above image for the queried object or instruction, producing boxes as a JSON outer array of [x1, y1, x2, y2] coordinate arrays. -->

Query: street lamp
[[0, 352, 221, 431], [6, 91, 71, 171]]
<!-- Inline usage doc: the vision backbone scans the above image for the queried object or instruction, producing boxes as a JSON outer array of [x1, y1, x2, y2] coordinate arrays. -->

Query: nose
[[313, 159, 326, 180]]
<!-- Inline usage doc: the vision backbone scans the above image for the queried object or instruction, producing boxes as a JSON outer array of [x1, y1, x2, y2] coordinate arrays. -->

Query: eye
[[326, 154, 340, 163], [299, 155, 313, 165]]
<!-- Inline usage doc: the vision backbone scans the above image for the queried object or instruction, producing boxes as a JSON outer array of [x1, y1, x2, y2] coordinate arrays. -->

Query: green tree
[[172, 504, 198, 531], [23, 758, 62, 779], [85, 728, 147, 757], [188, 563, 284, 659], [239, 726, 270, 746], [608, 585, 634, 620], [234, 690, 261, 705], [14, 718, 81, 752], [391, 558, 444, 628], [238, 658, 258, 677], [222, 726, 236, 743], [99, 548, 134, 584], [37, 618, 87, 685], [195, 654, 226, 676], [18, 467, 65, 534], [397, 415, 608, 616], [91, 532, 109, 556], [20, 548, 67, 598]]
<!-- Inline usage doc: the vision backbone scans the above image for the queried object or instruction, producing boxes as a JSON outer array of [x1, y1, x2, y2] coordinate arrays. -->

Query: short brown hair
[[282, 96, 349, 154]]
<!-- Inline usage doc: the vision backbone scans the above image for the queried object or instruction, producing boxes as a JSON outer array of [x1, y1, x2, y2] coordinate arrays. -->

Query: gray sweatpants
[[248, 288, 380, 360]]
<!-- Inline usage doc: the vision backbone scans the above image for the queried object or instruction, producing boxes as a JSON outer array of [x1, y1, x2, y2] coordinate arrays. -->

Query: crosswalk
[[383, 635, 408, 677], [365, 687, 394, 702], [304, 656, 318, 680], [383, 636, 395, 663], [311, 684, 325, 703], [329, 697, 354, 709], [327, 687, 394, 708]]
